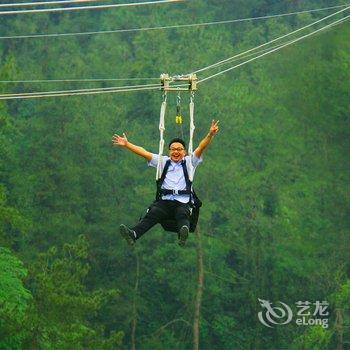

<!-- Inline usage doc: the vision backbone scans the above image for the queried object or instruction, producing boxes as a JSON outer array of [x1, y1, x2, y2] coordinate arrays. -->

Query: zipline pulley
[[160, 73, 197, 92]]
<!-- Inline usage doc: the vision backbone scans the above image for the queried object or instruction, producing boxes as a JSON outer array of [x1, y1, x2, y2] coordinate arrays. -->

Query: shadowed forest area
[[0, 0, 349, 349]]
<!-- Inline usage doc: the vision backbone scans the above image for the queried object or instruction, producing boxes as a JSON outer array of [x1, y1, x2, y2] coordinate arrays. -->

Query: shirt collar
[[170, 158, 185, 166]]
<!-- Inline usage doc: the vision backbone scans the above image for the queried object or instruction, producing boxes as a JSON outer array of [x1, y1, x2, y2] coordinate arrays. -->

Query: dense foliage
[[0, 0, 349, 349]]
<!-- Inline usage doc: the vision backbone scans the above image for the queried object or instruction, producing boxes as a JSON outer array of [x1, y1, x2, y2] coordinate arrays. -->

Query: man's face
[[169, 142, 186, 162]]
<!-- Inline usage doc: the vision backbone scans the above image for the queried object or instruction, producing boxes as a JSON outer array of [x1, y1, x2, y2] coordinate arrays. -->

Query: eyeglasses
[[169, 147, 185, 152]]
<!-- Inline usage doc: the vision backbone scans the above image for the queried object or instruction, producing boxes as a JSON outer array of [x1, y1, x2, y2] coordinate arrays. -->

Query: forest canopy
[[0, 0, 349, 349]]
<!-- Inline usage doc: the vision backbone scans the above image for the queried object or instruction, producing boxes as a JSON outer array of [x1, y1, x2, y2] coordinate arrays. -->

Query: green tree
[[0, 248, 32, 350]]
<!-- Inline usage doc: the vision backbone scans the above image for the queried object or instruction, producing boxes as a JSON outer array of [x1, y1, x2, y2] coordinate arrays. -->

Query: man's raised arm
[[194, 120, 219, 158], [112, 133, 152, 161]]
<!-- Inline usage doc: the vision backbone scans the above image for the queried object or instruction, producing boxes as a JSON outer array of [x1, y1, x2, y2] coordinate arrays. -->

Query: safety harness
[[156, 159, 191, 199], [155, 159, 202, 233]]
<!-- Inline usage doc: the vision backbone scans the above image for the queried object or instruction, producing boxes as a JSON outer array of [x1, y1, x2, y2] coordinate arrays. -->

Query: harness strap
[[188, 93, 195, 181], [159, 159, 171, 184], [156, 159, 193, 202], [159, 189, 191, 195], [156, 159, 171, 200], [156, 93, 167, 180], [181, 160, 192, 190], [181, 159, 193, 203]]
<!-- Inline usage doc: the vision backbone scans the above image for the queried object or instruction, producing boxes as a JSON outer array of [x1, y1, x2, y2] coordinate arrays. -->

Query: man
[[112, 120, 219, 246]]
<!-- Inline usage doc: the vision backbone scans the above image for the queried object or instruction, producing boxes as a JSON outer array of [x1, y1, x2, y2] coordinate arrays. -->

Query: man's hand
[[112, 133, 128, 147], [112, 133, 152, 161], [209, 120, 219, 136], [194, 120, 220, 158]]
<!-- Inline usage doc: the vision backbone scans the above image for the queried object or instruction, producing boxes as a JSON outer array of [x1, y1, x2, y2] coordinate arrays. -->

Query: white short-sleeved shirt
[[148, 154, 203, 203]]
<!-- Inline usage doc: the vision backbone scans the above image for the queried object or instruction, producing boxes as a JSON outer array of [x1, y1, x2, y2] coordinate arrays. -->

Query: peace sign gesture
[[209, 120, 219, 136]]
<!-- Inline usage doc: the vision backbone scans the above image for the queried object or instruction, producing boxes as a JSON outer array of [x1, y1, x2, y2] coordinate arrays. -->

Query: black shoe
[[120, 224, 136, 246], [178, 225, 189, 247]]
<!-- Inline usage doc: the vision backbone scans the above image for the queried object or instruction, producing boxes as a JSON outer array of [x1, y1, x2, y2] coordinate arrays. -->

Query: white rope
[[0, 0, 183, 15], [188, 94, 195, 182], [193, 5, 350, 75], [198, 13, 350, 84], [197, 34, 316, 73], [193, 40, 294, 77], [0, 0, 102, 7], [0, 83, 160, 97], [0, 83, 160, 98], [0, 85, 160, 100], [0, 78, 159, 83], [0, 82, 188, 100], [156, 93, 167, 180], [0, 4, 347, 39]]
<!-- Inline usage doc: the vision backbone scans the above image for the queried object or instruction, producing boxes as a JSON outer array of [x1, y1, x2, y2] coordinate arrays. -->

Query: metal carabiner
[[176, 89, 181, 109], [176, 89, 182, 123]]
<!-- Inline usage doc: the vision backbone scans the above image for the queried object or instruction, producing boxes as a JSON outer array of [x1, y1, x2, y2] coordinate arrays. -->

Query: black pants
[[132, 200, 190, 239]]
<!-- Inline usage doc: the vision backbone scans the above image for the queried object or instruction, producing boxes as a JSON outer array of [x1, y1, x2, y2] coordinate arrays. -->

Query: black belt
[[159, 189, 191, 195]]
